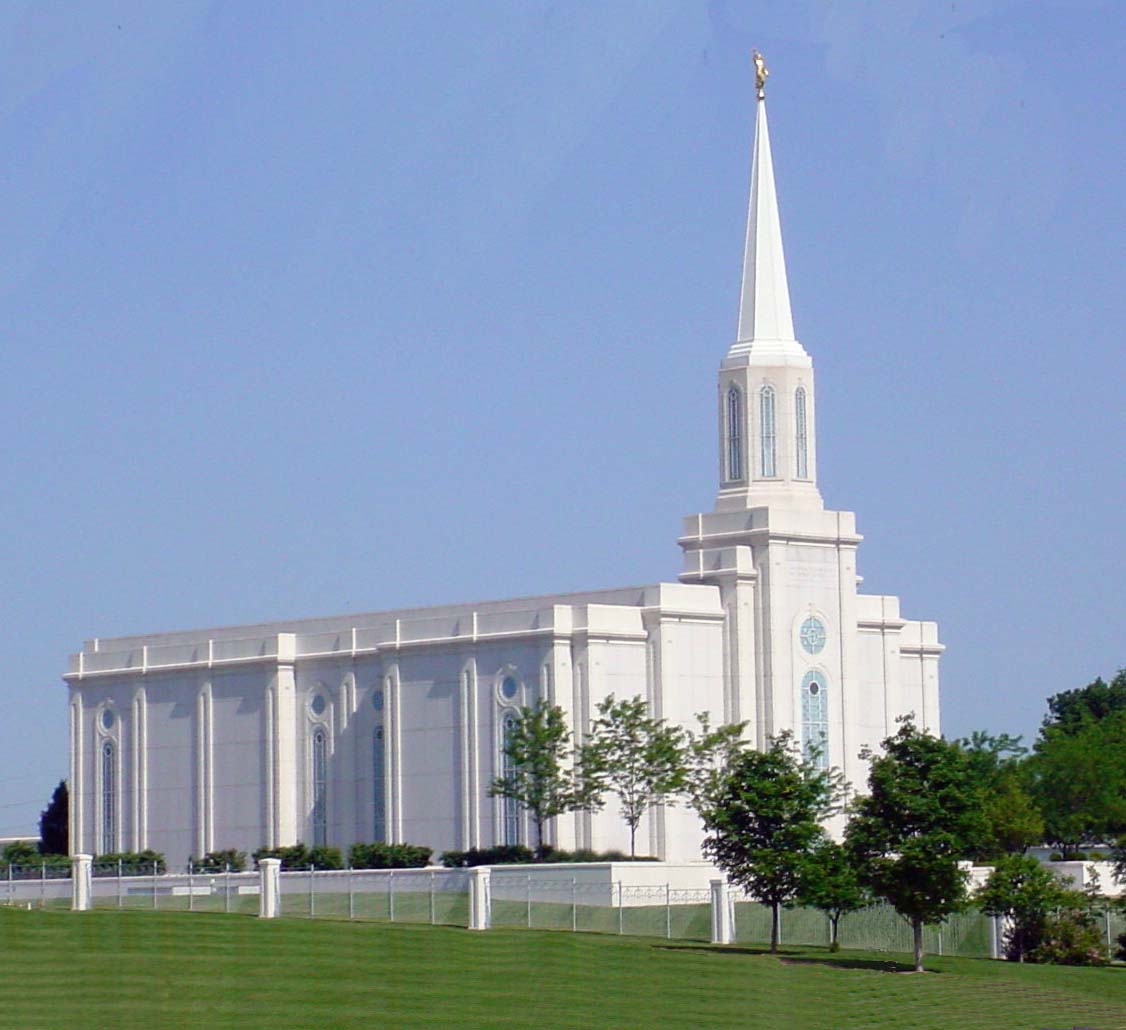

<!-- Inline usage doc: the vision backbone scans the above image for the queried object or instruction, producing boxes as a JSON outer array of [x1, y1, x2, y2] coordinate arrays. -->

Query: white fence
[[7, 857, 1124, 961]]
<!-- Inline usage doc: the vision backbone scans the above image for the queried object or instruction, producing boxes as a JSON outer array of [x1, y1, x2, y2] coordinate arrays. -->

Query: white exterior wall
[[65, 585, 729, 866]]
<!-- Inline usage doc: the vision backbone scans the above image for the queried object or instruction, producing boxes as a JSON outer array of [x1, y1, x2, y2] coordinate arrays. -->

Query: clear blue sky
[[2, 2, 1123, 837]]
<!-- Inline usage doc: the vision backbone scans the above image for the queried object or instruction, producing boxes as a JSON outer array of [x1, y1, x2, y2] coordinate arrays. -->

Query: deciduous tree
[[797, 839, 869, 950], [701, 731, 839, 952], [488, 700, 586, 855], [976, 854, 1075, 962], [580, 696, 686, 858], [845, 719, 988, 972]]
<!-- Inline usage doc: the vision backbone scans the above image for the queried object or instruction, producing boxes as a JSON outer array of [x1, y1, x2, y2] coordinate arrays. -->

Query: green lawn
[[1, 908, 1123, 1028]]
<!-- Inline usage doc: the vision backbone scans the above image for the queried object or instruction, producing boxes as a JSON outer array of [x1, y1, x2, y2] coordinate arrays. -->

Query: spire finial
[[753, 50, 768, 101]]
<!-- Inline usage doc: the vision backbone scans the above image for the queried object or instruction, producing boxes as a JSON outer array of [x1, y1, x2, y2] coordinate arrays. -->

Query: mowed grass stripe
[[0, 909, 1123, 1028]]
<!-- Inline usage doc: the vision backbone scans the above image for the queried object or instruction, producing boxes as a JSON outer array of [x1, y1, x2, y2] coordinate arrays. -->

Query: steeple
[[727, 56, 806, 364], [714, 54, 821, 513], [735, 99, 795, 345]]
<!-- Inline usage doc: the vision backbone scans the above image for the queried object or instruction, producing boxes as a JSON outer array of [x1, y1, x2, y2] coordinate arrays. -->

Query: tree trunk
[[536, 816, 545, 859], [629, 821, 637, 858], [771, 901, 780, 953], [830, 914, 839, 948], [912, 917, 924, 972]]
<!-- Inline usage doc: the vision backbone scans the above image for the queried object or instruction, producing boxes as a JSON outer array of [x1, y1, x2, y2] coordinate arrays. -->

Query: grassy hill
[[1, 908, 1123, 1028]]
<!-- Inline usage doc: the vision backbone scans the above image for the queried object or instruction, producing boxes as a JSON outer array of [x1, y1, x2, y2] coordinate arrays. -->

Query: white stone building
[[64, 84, 941, 868]]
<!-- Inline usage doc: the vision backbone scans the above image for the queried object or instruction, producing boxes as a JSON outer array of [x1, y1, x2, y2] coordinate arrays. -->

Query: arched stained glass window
[[795, 386, 808, 479], [801, 671, 829, 770], [312, 729, 327, 847], [726, 385, 744, 481], [372, 725, 386, 843], [100, 740, 116, 854], [501, 713, 520, 846], [760, 385, 777, 478]]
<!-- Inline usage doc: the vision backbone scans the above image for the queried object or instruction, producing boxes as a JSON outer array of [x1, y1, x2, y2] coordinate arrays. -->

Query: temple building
[[64, 68, 941, 866]]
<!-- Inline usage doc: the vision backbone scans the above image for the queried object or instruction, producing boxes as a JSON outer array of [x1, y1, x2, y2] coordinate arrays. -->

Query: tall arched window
[[726, 384, 744, 481], [100, 740, 116, 854], [801, 671, 829, 770], [372, 725, 386, 842], [795, 387, 808, 479], [501, 713, 520, 846], [759, 385, 777, 477], [311, 729, 327, 846]]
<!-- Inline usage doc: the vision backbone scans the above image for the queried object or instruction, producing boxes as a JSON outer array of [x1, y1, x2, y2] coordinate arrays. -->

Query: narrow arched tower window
[[312, 729, 327, 847], [372, 725, 386, 843], [726, 384, 744, 481], [795, 386, 808, 479], [100, 740, 116, 854], [759, 385, 777, 477], [501, 713, 520, 846], [801, 671, 829, 770]]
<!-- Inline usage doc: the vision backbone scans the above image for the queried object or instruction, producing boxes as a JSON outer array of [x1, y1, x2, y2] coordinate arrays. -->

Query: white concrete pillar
[[72, 854, 92, 912], [710, 879, 735, 945], [259, 858, 281, 918], [468, 867, 491, 931]]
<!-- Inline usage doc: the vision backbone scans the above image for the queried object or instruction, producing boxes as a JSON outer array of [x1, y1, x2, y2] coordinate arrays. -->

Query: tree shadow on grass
[[654, 943, 924, 974]]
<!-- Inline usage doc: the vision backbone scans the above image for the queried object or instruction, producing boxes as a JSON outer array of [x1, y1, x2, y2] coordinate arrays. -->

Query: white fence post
[[710, 879, 734, 945], [258, 858, 281, 918], [72, 854, 92, 911], [468, 868, 491, 931]]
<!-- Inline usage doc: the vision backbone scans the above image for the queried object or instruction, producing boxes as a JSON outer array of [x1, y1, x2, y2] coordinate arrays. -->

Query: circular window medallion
[[310, 694, 327, 716], [500, 676, 518, 701], [799, 617, 827, 655], [808, 681, 820, 696], [101, 708, 114, 730]]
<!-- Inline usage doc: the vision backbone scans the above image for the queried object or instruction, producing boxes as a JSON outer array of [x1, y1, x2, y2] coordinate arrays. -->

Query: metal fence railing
[[7, 860, 1123, 963], [277, 867, 470, 926]]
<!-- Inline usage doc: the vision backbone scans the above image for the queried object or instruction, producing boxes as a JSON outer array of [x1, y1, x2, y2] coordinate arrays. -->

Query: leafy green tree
[[580, 695, 687, 858], [955, 732, 1041, 860], [488, 700, 587, 856], [38, 780, 68, 856], [1041, 670, 1126, 736], [701, 731, 839, 952], [976, 854, 1076, 962], [681, 712, 749, 819], [796, 839, 869, 950], [1027, 709, 1126, 849], [845, 719, 989, 972]]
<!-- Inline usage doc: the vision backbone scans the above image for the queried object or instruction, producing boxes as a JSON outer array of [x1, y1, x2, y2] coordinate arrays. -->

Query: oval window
[[101, 708, 114, 730], [311, 694, 327, 716], [501, 677, 518, 701]]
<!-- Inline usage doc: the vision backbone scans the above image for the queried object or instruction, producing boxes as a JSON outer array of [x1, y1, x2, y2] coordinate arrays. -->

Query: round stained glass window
[[808, 681, 820, 696], [101, 708, 114, 730], [799, 617, 827, 655], [372, 689, 385, 712], [311, 694, 327, 716], [501, 677, 518, 701]]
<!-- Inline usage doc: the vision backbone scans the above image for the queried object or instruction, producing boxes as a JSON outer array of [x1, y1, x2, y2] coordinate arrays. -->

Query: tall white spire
[[736, 99, 796, 344]]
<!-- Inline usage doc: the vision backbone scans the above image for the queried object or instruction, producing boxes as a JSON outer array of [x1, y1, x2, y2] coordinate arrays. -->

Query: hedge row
[[440, 845, 658, 867]]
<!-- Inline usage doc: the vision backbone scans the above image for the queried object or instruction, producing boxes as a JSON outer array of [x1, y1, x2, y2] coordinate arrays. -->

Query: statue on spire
[[753, 50, 769, 101]]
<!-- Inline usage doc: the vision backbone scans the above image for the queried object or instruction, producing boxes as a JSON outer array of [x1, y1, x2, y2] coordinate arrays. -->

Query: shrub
[[252, 843, 343, 870], [440, 845, 534, 868], [94, 850, 167, 876], [439, 845, 658, 868], [189, 849, 247, 873], [348, 843, 431, 869], [0, 842, 71, 879], [1029, 906, 1109, 965]]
